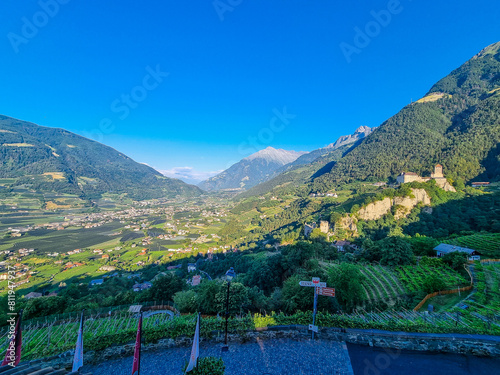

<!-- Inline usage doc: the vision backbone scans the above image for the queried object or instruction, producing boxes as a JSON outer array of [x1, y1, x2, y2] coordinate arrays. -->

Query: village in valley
[[0, 193, 235, 297]]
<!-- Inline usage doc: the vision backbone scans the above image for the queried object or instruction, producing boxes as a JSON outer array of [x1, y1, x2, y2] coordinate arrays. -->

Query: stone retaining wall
[[30, 325, 500, 371]]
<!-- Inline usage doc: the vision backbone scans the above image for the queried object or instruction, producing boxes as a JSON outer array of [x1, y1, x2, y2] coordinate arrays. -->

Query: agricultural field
[[444, 232, 500, 258], [418, 290, 473, 313], [0, 213, 65, 233], [340, 263, 472, 308], [0, 222, 124, 254], [2, 304, 499, 363], [451, 262, 500, 325], [359, 265, 406, 306], [395, 264, 469, 292], [0, 309, 177, 361]]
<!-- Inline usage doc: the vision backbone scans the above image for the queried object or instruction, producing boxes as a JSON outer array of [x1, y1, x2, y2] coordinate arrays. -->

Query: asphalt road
[[347, 343, 500, 375]]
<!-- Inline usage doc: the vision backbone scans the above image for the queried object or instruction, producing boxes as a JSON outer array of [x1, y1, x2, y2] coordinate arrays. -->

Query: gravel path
[[83, 338, 354, 375]]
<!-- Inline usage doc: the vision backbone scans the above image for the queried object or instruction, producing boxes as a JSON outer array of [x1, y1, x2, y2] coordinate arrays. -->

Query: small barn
[[434, 243, 481, 261]]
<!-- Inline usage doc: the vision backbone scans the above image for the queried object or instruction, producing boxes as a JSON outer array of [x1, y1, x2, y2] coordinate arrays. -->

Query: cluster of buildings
[[309, 192, 338, 198]]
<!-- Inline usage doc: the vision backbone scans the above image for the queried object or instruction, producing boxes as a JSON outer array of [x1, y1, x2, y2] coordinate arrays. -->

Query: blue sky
[[0, 0, 499, 184]]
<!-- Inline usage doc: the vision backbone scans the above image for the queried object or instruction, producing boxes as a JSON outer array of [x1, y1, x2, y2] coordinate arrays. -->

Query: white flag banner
[[72, 312, 84, 372], [185, 314, 200, 373]]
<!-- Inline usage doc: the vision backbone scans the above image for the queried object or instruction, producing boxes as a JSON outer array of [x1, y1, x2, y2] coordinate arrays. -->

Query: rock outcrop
[[335, 188, 431, 235], [357, 197, 392, 221]]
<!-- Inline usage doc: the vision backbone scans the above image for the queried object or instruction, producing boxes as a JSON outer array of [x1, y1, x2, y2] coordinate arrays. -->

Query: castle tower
[[320, 221, 329, 234], [431, 164, 443, 178]]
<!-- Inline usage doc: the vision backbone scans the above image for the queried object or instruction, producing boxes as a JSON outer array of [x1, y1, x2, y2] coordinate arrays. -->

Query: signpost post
[[299, 277, 335, 339]]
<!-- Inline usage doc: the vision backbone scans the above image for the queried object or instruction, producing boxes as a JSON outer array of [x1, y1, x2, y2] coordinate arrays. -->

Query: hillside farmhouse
[[434, 243, 481, 261]]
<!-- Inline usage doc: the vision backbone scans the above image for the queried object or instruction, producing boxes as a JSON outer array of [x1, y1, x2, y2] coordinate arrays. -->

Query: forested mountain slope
[[0, 115, 201, 200], [311, 42, 500, 192]]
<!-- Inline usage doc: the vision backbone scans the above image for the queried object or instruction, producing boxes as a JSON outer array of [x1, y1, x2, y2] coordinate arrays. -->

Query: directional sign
[[299, 281, 327, 287], [298, 277, 338, 339], [308, 324, 318, 333], [318, 287, 335, 297]]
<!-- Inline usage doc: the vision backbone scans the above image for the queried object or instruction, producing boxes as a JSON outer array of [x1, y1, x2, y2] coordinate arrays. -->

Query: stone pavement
[[83, 337, 354, 375]]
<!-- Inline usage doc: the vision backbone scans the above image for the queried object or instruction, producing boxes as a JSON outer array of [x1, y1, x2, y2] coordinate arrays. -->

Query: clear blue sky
[[0, 0, 499, 183]]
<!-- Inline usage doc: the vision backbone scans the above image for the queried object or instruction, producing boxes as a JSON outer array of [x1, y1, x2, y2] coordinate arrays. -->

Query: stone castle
[[396, 164, 455, 192]]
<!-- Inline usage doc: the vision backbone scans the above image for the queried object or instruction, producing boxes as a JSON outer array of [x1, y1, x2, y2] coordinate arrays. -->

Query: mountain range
[[198, 126, 374, 193], [198, 147, 306, 192], [1, 41, 499, 203], [0, 116, 201, 200], [289, 126, 373, 167]]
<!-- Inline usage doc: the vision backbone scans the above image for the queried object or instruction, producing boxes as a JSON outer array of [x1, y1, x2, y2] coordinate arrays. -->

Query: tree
[[173, 290, 197, 313], [409, 236, 438, 256], [327, 263, 365, 311], [360, 238, 383, 262], [442, 251, 468, 271], [310, 228, 327, 242], [281, 275, 314, 313], [422, 274, 447, 293], [196, 280, 221, 315], [148, 274, 184, 302], [214, 282, 250, 315], [379, 236, 414, 266], [24, 296, 68, 319]]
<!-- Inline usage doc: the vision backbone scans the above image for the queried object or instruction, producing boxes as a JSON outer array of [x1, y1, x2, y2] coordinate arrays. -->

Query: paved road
[[347, 343, 500, 375], [83, 338, 353, 375]]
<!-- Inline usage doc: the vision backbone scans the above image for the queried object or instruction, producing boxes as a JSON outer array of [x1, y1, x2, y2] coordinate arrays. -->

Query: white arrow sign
[[299, 281, 327, 287]]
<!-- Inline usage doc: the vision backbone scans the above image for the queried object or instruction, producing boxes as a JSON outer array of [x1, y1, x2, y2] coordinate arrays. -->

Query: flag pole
[[139, 311, 142, 375], [132, 310, 143, 375], [72, 310, 85, 372], [185, 313, 201, 374]]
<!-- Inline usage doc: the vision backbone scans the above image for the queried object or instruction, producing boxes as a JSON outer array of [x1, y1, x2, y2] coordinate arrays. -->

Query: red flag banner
[[132, 313, 143, 375], [2, 311, 22, 367]]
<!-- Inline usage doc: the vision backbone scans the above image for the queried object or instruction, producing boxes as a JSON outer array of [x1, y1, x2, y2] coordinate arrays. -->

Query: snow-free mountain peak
[[244, 147, 306, 164], [198, 147, 306, 192]]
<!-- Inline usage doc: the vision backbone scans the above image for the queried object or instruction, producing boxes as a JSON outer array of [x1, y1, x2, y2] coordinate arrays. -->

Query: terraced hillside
[[395, 264, 470, 293], [460, 262, 500, 319], [330, 263, 471, 308], [358, 265, 406, 306], [444, 233, 500, 258]]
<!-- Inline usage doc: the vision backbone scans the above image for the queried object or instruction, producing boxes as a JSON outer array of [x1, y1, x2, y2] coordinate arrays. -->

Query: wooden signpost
[[299, 277, 336, 339]]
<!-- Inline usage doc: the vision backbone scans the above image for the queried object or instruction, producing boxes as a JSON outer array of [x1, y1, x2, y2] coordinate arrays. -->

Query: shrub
[[253, 313, 276, 328], [183, 357, 225, 375]]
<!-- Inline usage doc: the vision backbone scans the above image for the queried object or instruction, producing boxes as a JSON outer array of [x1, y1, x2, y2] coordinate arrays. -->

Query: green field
[[444, 232, 500, 258], [395, 264, 469, 292], [0, 222, 124, 254]]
